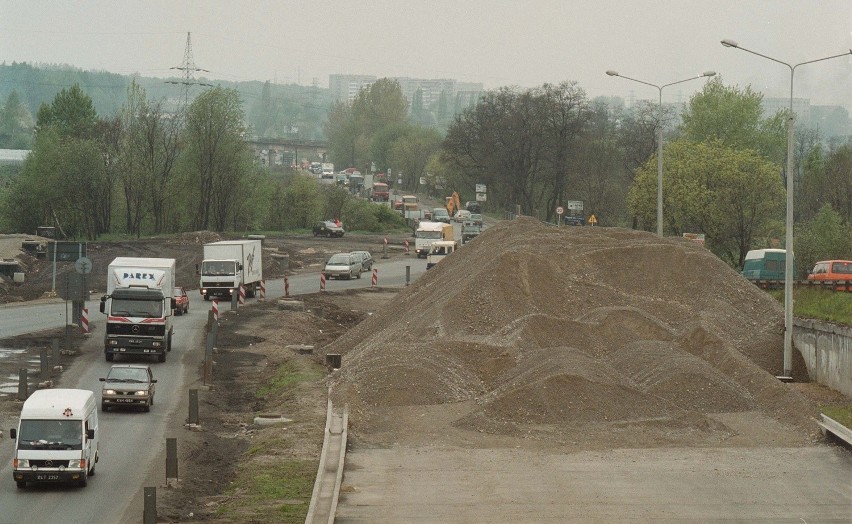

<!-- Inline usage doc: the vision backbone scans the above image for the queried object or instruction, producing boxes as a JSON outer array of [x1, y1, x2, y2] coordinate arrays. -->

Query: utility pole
[[166, 32, 213, 111]]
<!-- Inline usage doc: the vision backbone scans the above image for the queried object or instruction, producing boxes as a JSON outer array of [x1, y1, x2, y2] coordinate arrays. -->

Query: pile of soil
[[329, 218, 820, 450]]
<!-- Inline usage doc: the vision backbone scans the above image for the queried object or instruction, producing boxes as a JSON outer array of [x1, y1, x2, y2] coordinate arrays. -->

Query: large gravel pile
[[328, 218, 819, 449]]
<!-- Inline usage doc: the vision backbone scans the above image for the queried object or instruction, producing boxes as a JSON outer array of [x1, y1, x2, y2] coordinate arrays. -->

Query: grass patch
[[821, 405, 852, 428], [768, 287, 852, 326], [256, 361, 324, 398], [217, 459, 317, 523]]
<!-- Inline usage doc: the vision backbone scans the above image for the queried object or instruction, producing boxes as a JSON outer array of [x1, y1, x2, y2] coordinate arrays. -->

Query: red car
[[173, 286, 189, 315]]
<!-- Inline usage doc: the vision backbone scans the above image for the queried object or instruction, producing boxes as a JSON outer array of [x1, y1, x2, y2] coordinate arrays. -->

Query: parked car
[[173, 286, 189, 315], [351, 250, 373, 271], [465, 201, 481, 213], [99, 364, 157, 412], [454, 209, 472, 222], [432, 207, 451, 223], [313, 220, 345, 238], [323, 252, 362, 280], [468, 213, 483, 225]]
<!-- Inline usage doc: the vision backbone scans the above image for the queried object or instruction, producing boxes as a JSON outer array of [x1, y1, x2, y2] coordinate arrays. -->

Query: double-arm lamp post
[[606, 70, 716, 237], [721, 39, 852, 377]]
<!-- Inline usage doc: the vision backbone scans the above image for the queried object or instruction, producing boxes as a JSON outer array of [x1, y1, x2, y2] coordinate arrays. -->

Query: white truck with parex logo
[[100, 257, 176, 362], [199, 239, 263, 301], [9, 389, 100, 488]]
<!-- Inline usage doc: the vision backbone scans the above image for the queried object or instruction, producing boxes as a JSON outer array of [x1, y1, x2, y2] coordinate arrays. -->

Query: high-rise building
[[329, 74, 377, 103]]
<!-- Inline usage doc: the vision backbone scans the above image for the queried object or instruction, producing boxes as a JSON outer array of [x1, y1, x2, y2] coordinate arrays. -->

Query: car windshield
[[433, 209, 448, 216], [173, 287, 183, 295], [327, 254, 350, 265], [110, 298, 163, 318], [202, 260, 236, 276], [17, 420, 83, 450], [107, 367, 150, 383]]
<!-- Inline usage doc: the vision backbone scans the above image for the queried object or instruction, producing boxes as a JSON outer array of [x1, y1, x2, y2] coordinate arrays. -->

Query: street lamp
[[606, 70, 716, 237], [721, 39, 852, 377]]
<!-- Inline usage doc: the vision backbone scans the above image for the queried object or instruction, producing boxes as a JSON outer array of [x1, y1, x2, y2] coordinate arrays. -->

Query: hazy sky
[[2, 1, 851, 108]]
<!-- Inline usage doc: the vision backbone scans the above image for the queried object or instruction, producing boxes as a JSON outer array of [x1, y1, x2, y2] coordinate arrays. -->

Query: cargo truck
[[100, 257, 176, 362], [415, 221, 453, 258], [199, 239, 263, 301]]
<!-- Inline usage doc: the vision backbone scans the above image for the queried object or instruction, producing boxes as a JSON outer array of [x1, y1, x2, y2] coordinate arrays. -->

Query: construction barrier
[[81, 307, 89, 334], [404, 240, 410, 254], [371, 268, 378, 287], [259, 280, 265, 301], [212, 300, 219, 321], [285, 276, 290, 297], [239, 284, 246, 305], [320, 273, 326, 291]]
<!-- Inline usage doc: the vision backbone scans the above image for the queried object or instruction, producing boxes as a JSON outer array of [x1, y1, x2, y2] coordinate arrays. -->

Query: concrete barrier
[[794, 318, 852, 396]]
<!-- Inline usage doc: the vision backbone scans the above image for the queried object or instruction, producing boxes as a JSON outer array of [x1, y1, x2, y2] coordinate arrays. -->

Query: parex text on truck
[[100, 257, 175, 362], [199, 239, 263, 301]]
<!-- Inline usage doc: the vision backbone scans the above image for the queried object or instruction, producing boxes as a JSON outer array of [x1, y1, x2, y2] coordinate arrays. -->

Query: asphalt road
[[0, 257, 426, 523]]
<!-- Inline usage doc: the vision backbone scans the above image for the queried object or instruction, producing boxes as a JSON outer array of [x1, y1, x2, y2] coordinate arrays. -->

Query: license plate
[[116, 398, 133, 403], [36, 474, 59, 481]]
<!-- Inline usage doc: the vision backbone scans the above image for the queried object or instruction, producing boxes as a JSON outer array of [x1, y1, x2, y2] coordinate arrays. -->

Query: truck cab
[[426, 240, 457, 269]]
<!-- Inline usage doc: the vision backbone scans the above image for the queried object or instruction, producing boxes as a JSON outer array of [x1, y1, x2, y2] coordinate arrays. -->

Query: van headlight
[[15, 459, 29, 468], [67, 459, 82, 469], [135, 390, 148, 396], [104, 389, 116, 395]]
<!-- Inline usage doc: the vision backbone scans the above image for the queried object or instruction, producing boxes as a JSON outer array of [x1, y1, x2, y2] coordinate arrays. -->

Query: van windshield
[[17, 420, 83, 450]]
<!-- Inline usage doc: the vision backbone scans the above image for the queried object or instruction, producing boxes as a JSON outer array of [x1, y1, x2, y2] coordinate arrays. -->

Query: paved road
[[337, 446, 852, 523]]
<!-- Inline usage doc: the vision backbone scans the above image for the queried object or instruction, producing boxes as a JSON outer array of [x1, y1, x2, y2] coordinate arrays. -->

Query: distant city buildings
[[329, 74, 484, 112]]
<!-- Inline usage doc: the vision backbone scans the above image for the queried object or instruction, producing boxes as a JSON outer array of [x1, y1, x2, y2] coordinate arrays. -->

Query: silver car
[[100, 364, 157, 412], [323, 252, 362, 280], [351, 250, 373, 271]]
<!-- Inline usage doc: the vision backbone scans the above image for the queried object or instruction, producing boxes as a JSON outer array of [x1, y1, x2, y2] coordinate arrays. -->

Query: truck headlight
[[108, 339, 119, 346], [134, 390, 148, 396], [104, 389, 116, 395], [152, 341, 161, 347]]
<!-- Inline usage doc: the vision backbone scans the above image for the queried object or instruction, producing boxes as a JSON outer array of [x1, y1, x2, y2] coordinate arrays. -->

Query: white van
[[9, 389, 100, 488]]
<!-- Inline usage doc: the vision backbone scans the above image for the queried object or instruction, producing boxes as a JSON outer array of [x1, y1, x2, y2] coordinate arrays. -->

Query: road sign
[[556, 206, 564, 215], [476, 193, 487, 202], [588, 214, 598, 225], [475, 183, 487, 193], [566, 200, 584, 211], [74, 256, 92, 274]]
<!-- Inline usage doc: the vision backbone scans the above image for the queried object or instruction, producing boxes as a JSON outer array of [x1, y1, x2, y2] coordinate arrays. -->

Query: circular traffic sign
[[74, 256, 92, 274], [556, 206, 564, 215]]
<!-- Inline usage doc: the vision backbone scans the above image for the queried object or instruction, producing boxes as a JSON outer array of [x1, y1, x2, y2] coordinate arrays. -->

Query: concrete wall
[[794, 319, 852, 396]]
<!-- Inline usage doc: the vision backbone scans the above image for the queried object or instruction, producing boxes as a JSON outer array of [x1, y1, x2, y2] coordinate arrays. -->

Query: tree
[[387, 126, 443, 190], [0, 90, 34, 149], [680, 78, 785, 163], [35, 84, 98, 140], [628, 139, 784, 267], [794, 204, 852, 277], [183, 87, 253, 231]]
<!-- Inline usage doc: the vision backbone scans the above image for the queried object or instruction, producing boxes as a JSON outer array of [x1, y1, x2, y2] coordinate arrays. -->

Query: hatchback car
[[173, 286, 189, 315], [323, 252, 362, 280], [351, 250, 373, 271], [100, 364, 157, 412], [432, 207, 451, 223], [313, 220, 345, 238]]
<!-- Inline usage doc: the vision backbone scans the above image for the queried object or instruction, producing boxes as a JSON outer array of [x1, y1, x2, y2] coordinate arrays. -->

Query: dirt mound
[[329, 218, 819, 449]]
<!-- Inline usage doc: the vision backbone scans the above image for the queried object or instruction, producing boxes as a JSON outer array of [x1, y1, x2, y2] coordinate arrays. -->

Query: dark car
[[313, 220, 345, 238], [100, 364, 157, 412], [465, 201, 481, 213], [351, 250, 373, 271], [173, 286, 189, 315]]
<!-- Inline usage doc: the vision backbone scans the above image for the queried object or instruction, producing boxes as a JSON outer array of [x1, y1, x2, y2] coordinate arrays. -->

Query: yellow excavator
[[445, 191, 461, 217]]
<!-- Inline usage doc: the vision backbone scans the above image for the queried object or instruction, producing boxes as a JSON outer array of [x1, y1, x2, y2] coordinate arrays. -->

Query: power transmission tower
[[166, 32, 213, 110]]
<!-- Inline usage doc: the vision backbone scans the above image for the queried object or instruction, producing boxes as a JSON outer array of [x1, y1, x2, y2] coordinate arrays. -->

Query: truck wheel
[[16, 481, 26, 489], [105, 353, 114, 362], [101, 402, 108, 412], [167, 333, 173, 352], [203, 295, 209, 301], [158, 352, 166, 363], [79, 476, 87, 487]]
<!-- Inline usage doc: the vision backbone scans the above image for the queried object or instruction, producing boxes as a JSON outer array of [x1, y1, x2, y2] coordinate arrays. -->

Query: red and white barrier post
[[81, 307, 89, 334], [371, 268, 378, 287], [320, 273, 326, 291], [239, 284, 246, 305], [259, 280, 265, 301], [284, 276, 290, 297], [212, 300, 219, 322], [404, 240, 410, 255]]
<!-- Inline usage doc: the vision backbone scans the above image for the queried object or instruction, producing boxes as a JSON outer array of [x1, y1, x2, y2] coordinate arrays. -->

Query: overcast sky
[[2, 1, 851, 108]]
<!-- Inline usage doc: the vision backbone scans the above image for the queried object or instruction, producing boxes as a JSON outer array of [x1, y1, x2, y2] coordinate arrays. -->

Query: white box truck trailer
[[9, 389, 100, 488], [199, 239, 263, 301], [100, 257, 176, 362]]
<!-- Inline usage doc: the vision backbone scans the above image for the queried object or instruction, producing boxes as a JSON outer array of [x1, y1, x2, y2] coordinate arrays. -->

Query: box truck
[[9, 389, 100, 488], [100, 257, 176, 362], [415, 221, 454, 258], [199, 239, 263, 301]]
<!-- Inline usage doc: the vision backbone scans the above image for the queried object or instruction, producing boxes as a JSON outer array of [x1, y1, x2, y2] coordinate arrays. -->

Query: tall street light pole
[[721, 39, 851, 377], [606, 70, 716, 237]]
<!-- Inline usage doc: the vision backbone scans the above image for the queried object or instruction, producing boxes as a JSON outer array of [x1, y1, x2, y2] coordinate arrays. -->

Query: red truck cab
[[372, 182, 389, 201]]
